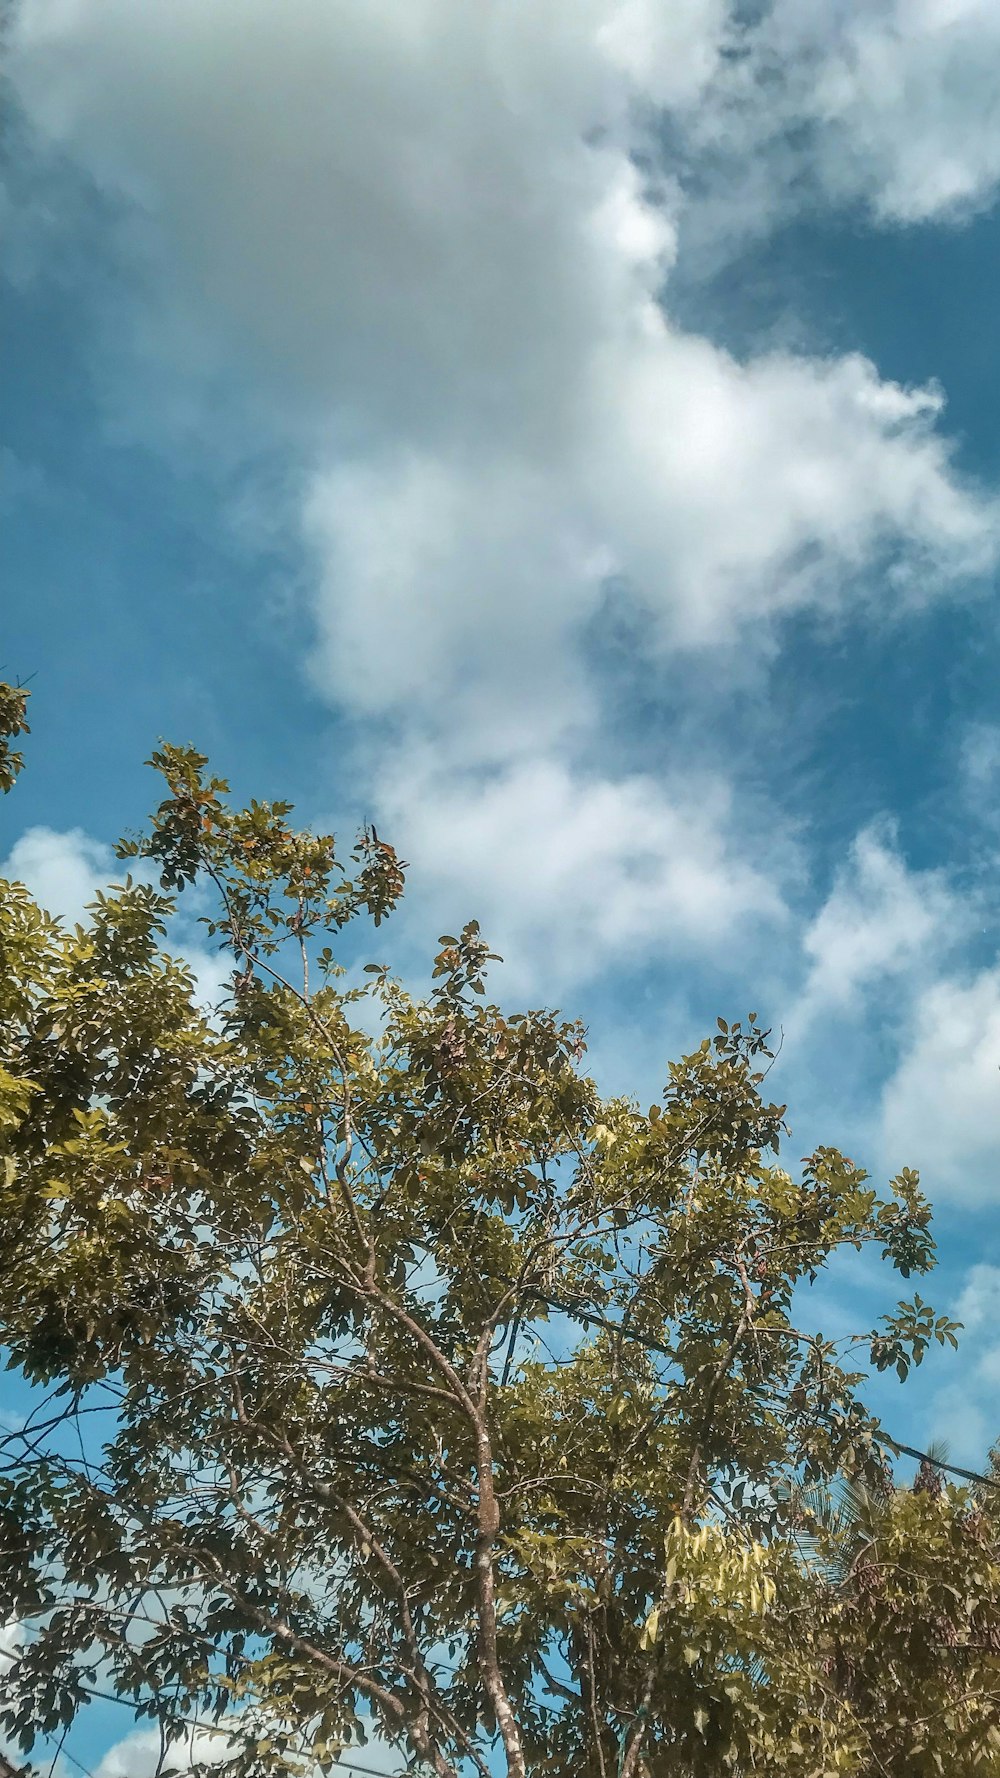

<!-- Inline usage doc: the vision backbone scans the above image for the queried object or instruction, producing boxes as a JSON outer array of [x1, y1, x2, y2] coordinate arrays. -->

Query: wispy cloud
[[790, 820, 964, 1037]]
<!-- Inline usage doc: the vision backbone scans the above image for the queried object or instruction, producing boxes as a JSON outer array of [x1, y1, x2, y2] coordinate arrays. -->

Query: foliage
[[0, 685, 997, 1778], [0, 683, 29, 797]]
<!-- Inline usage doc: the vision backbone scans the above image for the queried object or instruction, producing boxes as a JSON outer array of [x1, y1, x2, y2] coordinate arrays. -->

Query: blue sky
[[6, 2, 1000, 1770]]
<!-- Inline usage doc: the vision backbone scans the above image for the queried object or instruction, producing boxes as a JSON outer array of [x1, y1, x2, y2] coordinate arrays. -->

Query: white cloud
[[955, 1261, 1000, 1331], [923, 1385, 994, 1468], [302, 451, 606, 759], [581, 341, 989, 650], [786, 0, 1000, 224], [91, 1722, 232, 1778], [686, 0, 1000, 237], [0, 1618, 25, 1666], [879, 965, 1000, 1202], [307, 336, 994, 755], [330, 1739, 407, 1778], [7, 0, 998, 770], [372, 748, 787, 991], [2, 825, 115, 927], [975, 1343, 1000, 1389], [913, 1261, 1000, 1465], [791, 821, 962, 1033]]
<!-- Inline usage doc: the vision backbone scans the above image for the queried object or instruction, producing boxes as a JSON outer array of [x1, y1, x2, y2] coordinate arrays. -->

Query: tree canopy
[[1, 681, 999, 1778]]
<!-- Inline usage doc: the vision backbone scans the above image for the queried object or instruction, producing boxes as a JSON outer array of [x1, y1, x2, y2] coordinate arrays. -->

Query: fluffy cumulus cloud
[[879, 964, 1000, 1203], [2, 824, 116, 927], [301, 451, 607, 758], [304, 344, 992, 751], [373, 748, 787, 990]]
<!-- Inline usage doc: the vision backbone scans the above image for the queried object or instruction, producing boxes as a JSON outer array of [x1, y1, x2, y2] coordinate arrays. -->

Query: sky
[[6, 0, 1000, 1770]]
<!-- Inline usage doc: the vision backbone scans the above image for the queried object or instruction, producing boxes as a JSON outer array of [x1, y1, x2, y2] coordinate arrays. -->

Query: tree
[[0, 680, 998, 1778]]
